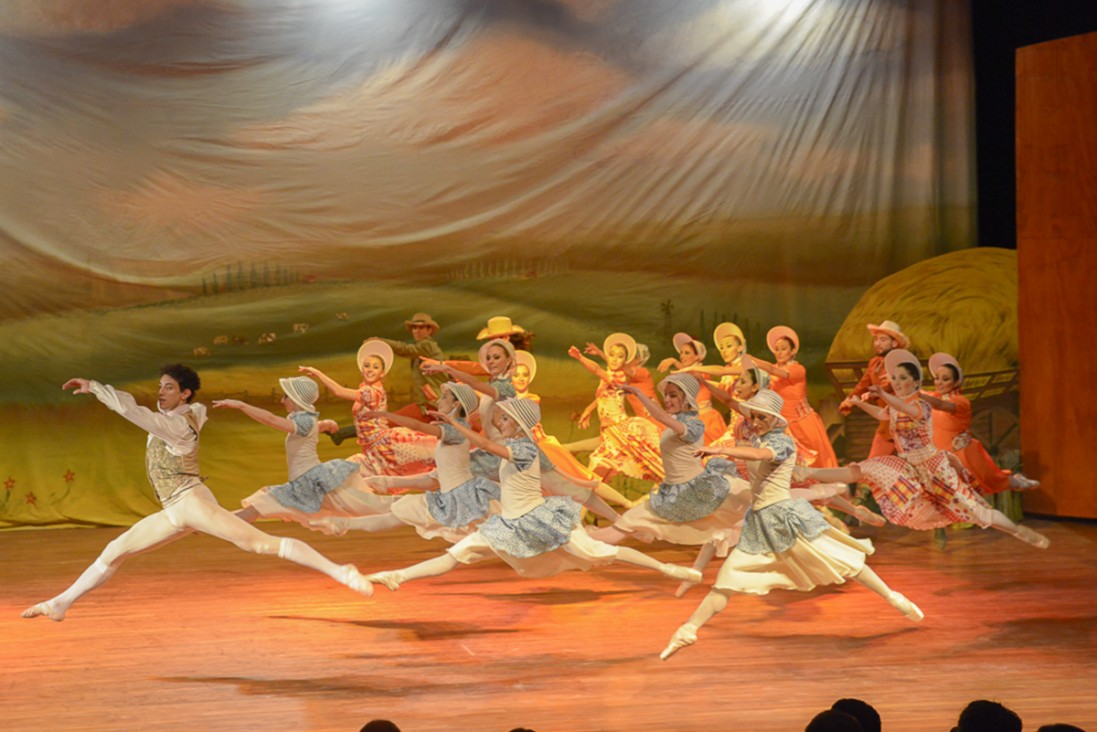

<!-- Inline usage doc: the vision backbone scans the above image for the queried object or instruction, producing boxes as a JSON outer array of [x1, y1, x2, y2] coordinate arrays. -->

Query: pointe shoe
[[365, 570, 404, 592], [674, 578, 699, 598], [308, 517, 350, 537], [888, 592, 924, 622], [1014, 524, 1050, 549], [340, 566, 373, 597], [1009, 473, 1041, 491], [659, 623, 699, 660], [665, 565, 703, 584], [21, 601, 64, 622], [851, 504, 886, 527]]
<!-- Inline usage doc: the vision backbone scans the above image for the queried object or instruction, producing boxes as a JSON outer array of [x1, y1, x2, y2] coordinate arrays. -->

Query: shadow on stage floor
[[2, 518, 1095, 731]]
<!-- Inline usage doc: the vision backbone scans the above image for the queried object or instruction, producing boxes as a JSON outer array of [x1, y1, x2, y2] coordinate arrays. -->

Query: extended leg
[[986, 509, 1049, 548], [660, 589, 732, 660], [851, 565, 923, 621], [675, 542, 717, 597], [22, 510, 189, 621], [367, 553, 461, 591], [309, 513, 405, 536]]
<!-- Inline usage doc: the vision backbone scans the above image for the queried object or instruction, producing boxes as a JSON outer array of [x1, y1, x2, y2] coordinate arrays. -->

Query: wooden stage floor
[[2, 518, 1095, 731]]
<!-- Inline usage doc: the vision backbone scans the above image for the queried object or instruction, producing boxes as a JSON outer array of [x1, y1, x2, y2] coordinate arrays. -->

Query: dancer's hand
[[298, 365, 322, 378], [657, 357, 677, 373], [583, 342, 602, 357], [567, 345, 582, 360], [359, 410, 387, 419], [420, 359, 447, 375], [426, 409, 454, 424], [741, 354, 755, 369], [212, 399, 246, 410], [62, 378, 92, 394], [693, 445, 722, 458], [577, 413, 591, 430], [317, 419, 339, 434], [615, 383, 639, 396]]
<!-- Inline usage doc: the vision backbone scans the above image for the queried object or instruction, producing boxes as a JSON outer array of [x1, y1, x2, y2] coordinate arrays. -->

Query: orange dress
[[929, 390, 1012, 495], [519, 392, 604, 490], [846, 355, 895, 457], [770, 361, 838, 468], [694, 381, 728, 445]]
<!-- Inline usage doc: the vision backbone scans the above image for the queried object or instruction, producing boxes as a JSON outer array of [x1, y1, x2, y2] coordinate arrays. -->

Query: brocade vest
[[145, 410, 203, 506]]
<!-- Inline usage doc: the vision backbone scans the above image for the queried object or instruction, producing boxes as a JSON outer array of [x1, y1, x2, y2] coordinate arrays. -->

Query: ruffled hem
[[737, 498, 832, 555], [477, 497, 582, 558], [614, 487, 749, 551], [424, 476, 500, 527], [714, 529, 873, 595], [249, 459, 359, 514], [388, 495, 479, 544]]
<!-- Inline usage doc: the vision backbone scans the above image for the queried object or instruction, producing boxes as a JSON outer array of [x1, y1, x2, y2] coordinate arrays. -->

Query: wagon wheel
[[969, 404, 1019, 458]]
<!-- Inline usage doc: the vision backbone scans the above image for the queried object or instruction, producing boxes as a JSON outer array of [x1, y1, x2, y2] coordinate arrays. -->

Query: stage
[[3, 518, 1095, 731]]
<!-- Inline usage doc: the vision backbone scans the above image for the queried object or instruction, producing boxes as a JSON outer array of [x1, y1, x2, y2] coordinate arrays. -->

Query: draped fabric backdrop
[[0, 0, 976, 527]]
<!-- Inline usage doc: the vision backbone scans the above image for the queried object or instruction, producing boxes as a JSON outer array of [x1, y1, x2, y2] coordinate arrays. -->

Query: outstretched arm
[[298, 366, 358, 401], [428, 410, 508, 459], [576, 399, 598, 430], [212, 399, 296, 434], [568, 346, 611, 382], [66, 379, 198, 450], [919, 391, 957, 413], [359, 409, 443, 438], [744, 354, 789, 380], [617, 383, 684, 434], [421, 360, 497, 399], [872, 386, 920, 418], [695, 444, 773, 461], [698, 374, 735, 407]]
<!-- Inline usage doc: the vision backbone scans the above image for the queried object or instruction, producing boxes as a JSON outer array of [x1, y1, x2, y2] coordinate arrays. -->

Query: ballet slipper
[[887, 591, 924, 622], [659, 623, 699, 660], [850, 504, 886, 527], [819, 508, 851, 535], [365, 570, 404, 592], [21, 601, 65, 622], [1013, 524, 1050, 549], [664, 565, 703, 584], [308, 517, 350, 537], [1009, 474, 1041, 491], [673, 579, 699, 598], [339, 565, 373, 597]]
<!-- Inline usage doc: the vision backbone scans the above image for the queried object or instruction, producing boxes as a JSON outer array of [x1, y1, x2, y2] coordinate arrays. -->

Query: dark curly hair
[[160, 363, 201, 402]]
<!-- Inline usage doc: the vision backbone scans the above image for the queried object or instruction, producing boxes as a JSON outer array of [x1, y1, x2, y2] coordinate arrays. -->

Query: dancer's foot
[[887, 591, 924, 622], [308, 517, 350, 537], [663, 565, 703, 584], [850, 504, 886, 527], [339, 565, 373, 597], [674, 578, 699, 598], [1009, 473, 1041, 491], [659, 623, 699, 660], [21, 601, 65, 622], [819, 508, 851, 535], [1013, 524, 1050, 549], [366, 570, 404, 592], [792, 465, 813, 483]]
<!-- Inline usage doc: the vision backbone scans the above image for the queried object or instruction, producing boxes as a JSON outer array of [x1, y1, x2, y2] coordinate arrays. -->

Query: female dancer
[[922, 352, 1039, 494], [659, 389, 923, 660], [703, 368, 885, 527], [513, 350, 636, 511], [658, 332, 726, 443], [301, 340, 436, 480], [309, 382, 500, 544], [214, 376, 390, 524], [799, 350, 1049, 548], [364, 398, 702, 590], [581, 340, 659, 423], [569, 334, 664, 483], [749, 325, 839, 467], [588, 373, 753, 596]]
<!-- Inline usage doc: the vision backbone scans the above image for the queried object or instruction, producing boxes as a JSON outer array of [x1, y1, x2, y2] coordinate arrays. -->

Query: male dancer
[[22, 364, 370, 621]]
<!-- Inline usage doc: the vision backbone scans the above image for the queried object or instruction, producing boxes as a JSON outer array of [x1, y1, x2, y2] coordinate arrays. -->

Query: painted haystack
[[828, 248, 1017, 373]]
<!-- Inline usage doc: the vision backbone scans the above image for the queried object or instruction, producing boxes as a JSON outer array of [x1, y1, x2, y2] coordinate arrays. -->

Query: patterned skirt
[[588, 418, 665, 482], [241, 459, 360, 521]]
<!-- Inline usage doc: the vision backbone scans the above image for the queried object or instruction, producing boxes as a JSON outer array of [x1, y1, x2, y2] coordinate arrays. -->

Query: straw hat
[[441, 382, 480, 417], [357, 340, 395, 376], [478, 338, 517, 372], [737, 388, 787, 426], [766, 325, 799, 353], [514, 350, 537, 384], [672, 332, 707, 361], [867, 320, 910, 349], [496, 398, 540, 440], [404, 312, 440, 334], [713, 322, 746, 351], [658, 373, 700, 411], [928, 352, 964, 385], [279, 376, 319, 412], [476, 316, 526, 341], [884, 348, 922, 383], [602, 332, 637, 362]]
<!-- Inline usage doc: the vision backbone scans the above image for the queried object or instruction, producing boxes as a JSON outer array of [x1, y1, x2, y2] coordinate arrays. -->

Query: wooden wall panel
[[1016, 32, 1097, 518]]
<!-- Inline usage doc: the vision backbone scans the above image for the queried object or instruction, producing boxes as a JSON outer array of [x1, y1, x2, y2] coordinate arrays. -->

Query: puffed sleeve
[[505, 437, 538, 471], [439, 423, 467, 446], [759, 431, 795, 463], [288, 412, 317, 437], [675, 413, 706, 444]]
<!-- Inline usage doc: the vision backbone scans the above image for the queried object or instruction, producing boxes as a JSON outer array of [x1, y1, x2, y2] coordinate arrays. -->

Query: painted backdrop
[[0, 0, 978, 526]]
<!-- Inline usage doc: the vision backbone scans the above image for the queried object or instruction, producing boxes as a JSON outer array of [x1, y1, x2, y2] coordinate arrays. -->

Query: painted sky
[[0, 0, 974, 319]]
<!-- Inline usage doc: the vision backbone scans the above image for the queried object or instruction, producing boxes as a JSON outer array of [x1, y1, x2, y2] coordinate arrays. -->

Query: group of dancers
[[22, 312, 1048, 660]]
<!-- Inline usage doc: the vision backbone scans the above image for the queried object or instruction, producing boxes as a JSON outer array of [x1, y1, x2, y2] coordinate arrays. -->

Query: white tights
[[25, 485, 362, 620]]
